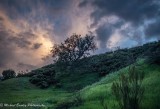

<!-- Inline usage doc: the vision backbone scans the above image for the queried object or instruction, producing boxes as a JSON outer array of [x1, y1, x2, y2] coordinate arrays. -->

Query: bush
[[112, 66, 144, 109], [29, 70, 58, 89], [2, 69, 16, 80], [37, 81, 49, 89], [146, 45, 160, 65]]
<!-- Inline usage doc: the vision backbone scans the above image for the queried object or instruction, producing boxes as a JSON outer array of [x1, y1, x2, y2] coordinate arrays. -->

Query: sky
[[0, 0, 160, 73]]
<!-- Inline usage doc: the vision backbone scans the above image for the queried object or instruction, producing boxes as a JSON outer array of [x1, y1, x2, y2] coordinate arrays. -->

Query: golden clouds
[[0, 10, 54, 72]]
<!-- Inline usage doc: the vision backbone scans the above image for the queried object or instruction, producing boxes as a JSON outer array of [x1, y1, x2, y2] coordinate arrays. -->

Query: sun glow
[[36, 35, 53, 56]]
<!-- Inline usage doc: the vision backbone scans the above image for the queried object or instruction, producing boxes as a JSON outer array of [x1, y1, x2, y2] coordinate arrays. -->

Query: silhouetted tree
[[51, 34, 96, 63], [2, 69, 16, 80], [112, 66, 144, 109]]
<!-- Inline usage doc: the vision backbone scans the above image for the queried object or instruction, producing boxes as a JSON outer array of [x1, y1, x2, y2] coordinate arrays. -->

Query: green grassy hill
[[0, 60, 160, 109], [73, 61, 160, 109], [0, 77, 71, 109], [0, 41, 160, 109]]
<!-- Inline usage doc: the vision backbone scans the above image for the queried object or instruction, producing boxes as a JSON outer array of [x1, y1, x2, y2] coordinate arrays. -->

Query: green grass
[[71, 61, 160, 109], [0, 61, 160, 109], [0, 77, 71, 109]]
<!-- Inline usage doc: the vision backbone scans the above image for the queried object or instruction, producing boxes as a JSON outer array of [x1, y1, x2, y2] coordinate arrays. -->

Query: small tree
[[112, 66, 144, 109], [2, 69, 16, 80], [51, 34, 96, 63]]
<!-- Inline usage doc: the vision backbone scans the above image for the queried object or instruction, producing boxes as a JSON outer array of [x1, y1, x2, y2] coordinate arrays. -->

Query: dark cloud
[[79, 0, 88, 7], [18, 32, 37, 39], [7, 31, 36, 49], [0, 0, 71, 18], [145, 20, 160, 39], [32, 43, 43, 50], [9, 37, 31, 49], [96, 20, 124, 48], [96, 24, 113, 48], [0, 30, 16, 68], [0, 18, 38, 72], [0, 17, 4, 21], [1, 0, 159, 72], [0, 0, 74, 38], [53, 17, 72, 37], [0, 28, 39, 72], [80, 0, 160, 26], [0, 0, 77, 73], [80, 0, 160, 48]]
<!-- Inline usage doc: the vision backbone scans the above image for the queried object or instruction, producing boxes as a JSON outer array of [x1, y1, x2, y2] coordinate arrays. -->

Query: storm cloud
[[0, 0, 91, 73], [145, 20, 160, 39], [80, 0, 160, 48], [0, 0, 160, 73], [80, 0, 160, 25]]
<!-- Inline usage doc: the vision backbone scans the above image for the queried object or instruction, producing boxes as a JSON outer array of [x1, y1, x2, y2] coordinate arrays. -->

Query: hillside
[[26, 40, 160, 91], [72, 61, 160, 109], [0, 40, 160, 109], [0, 60, 160, 109], [0, 77, 71, 109]]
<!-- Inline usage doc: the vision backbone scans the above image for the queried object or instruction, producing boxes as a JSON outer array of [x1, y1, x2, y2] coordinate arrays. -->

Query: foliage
[[0, 60, 160, 109], [51, 34, 96, 63], [29, 69, 58, 89], [26, 41, 160, 90], [98, 95, 108, 109], [111, 66, 145, 109], [73, 92, 84, 106], [146, 42, 160, 65], [55, 92, 84, 109], [2, 69, 16, 80]]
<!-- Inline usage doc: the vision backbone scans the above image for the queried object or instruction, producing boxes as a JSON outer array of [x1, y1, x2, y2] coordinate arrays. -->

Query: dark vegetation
[[12, 40, 159, 91], [29, 67, 59, 89], [0, 40, 159, 109], [51, 34, 96, 63], [98, 95, 108, 109], [112, 65, 145, 109], [1, 69, 16, 80], [55, 92, 84, 109]]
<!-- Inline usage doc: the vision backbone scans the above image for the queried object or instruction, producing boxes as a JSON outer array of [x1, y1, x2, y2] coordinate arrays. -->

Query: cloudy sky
[[0, 0, 160, 73]]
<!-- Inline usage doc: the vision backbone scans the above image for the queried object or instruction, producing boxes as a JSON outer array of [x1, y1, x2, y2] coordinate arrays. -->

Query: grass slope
[[0, 77, 71, 109], [71, 61, 160, 109], [0, 60, 159, 109], [29, 40, 159, 91]]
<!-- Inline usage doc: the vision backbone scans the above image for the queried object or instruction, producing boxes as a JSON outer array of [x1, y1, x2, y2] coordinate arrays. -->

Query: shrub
[[112, 66, 144, 109], [147, 46, 160, 65], [37, 81, 49, 89], [29, 70, 58, 89], [2, 69, 16, 80]]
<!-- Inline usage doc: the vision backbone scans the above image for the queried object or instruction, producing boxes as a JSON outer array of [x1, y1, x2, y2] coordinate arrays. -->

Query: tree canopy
[[51, 34, 96, 63], [2, 69, 16, 80]]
